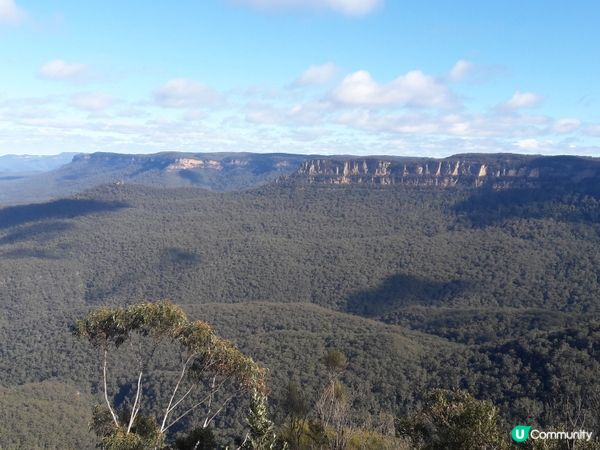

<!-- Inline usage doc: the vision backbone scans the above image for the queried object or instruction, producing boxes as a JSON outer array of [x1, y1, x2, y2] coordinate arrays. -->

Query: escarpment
[[286, 155, 600, 190]]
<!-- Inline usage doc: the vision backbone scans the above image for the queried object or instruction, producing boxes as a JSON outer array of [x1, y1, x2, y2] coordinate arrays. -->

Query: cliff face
[[0, 152, 310, 205], [288, 155, 600, 189]]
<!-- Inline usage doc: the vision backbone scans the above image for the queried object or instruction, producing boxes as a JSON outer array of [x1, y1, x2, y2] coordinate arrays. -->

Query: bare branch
[[163, 394, 213, 432], [160, 353, 196, 433], [204, 394, 235, 428], [164, 381, 241, 433], [127, 369, 144, 434], [103, 349, 119, 427]]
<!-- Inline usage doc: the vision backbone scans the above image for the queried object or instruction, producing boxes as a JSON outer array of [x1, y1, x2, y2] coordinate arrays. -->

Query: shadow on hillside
[[454, 186, 600, 227], [453, 157, 600, 228], [178, 169, 203, 184], [0, 221, 74, 245], [160, 248, 201, 268], [0, 248, 64, 259], [83, 247, 201, 304], [345, 273, 468, 317], [0, 199, 129, 229]]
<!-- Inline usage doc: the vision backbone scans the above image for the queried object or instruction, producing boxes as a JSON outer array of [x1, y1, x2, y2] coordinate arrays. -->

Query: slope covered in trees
[[0, 179, 599, 447]]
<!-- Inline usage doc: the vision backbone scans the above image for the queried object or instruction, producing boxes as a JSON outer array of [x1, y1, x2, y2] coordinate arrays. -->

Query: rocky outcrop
[[166, 158, 222, 171], [287, 155, 600, 189]]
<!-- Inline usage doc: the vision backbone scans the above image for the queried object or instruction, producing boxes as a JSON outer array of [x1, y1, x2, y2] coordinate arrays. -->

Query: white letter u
[[516, 430, 525, 440]]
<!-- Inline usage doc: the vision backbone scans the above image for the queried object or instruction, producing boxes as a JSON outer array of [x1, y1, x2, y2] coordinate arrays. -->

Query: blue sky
[[0, 0, 599, 156]]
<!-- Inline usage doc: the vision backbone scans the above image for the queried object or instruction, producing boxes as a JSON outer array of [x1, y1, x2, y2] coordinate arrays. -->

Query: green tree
[[72, 300, 265, 449], [396, 389, 509, 450], [316, 351, 350, 450], [243, 389, 284, 450], [281, 382, 310, 450], [174, 426, 216, 450]]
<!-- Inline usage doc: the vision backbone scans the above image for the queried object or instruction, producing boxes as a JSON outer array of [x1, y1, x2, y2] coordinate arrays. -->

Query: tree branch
[[164, 382, 239, 433], [163, 392, 214, 433], [103, 348, 119, 427], [127, 369, 144, 433], [160, 353, 197, 433]]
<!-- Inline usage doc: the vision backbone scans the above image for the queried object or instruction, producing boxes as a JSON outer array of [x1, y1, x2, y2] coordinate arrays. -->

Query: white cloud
[[448, 59, 473, 82], [330, 69, 451, 108], [233, 0, 382, 16], [514, 138, 542, 150], [245, 102, 281, 125], [502, 91, 543, 110], [294, 63, 338, 86], [154, 78, 222, 108], [0, 0, 26, 25], [244, 100, 330, 126], [338, 110, 458, 136], [39, 59, 89, 81], [70, 92, 115, 111], [551, 118, 580, 134]]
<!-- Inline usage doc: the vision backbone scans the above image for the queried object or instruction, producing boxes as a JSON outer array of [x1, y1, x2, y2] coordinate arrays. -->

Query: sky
[[0, 0, 599, 157]]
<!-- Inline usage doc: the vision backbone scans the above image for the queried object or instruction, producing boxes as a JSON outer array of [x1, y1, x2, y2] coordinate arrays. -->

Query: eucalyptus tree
[[72, 300, 265, 449], [316, 350, 350, 450]]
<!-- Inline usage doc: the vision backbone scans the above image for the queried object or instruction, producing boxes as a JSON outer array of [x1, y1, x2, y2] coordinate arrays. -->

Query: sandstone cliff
[[286, 155, 600, 189]]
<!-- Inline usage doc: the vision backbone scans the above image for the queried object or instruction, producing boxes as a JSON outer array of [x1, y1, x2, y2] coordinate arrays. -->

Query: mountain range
[[1, 151, 600, 447], [1, 151, 600, 206]]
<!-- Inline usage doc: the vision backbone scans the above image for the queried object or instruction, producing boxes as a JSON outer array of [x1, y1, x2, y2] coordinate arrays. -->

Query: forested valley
[[1, 175, 599, 449]]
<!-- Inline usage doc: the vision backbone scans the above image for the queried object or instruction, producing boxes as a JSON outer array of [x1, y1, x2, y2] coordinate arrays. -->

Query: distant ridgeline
[[2, 151, 600, 205], [285, 154, 600, 190]]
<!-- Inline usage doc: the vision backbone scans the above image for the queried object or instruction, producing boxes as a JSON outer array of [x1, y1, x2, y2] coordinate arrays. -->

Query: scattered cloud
[[0, 0, 26, 25], [551, 118, 580, 134], [232, 0, 382, 16], [70, 92, 115, 111], [154, 78, 222, 108], [332, 107, 559, 141], [330, 69, 452, 108], [514, 138, 542, 150], [2, 59, 598, 156], [501, 91, 543, 110], [39, 59, 90, 81], [244, 99, 331, 126], [448, 59, 473, 82], [294, 63, 338, 86]]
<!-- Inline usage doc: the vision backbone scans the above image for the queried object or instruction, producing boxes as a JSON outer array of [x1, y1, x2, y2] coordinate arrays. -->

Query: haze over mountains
[[0, 152, 308, 205], [0, 153, 77, 175]]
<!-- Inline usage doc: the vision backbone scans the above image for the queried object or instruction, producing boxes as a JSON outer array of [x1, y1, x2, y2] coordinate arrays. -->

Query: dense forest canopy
[[1, 162, 600, 447]]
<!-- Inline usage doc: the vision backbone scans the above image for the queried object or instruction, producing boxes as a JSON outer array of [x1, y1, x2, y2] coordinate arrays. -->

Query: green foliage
[[73, 300, 265, 393], [98, 415, 163, 450], [2, 181, 600, 447], [322, 351, 347, 375], [347, 430, 410, 450], [396, 389, 510, 450], [244, 390, 284, 450], [92, 403, 165, 449], [282, 382, 309, 420], [72, 301, 187, 348], [174, 426, 217, 450], [0, 381, 97, 449], [73, 301, 265, 448], [280, 382, 310, 450]]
